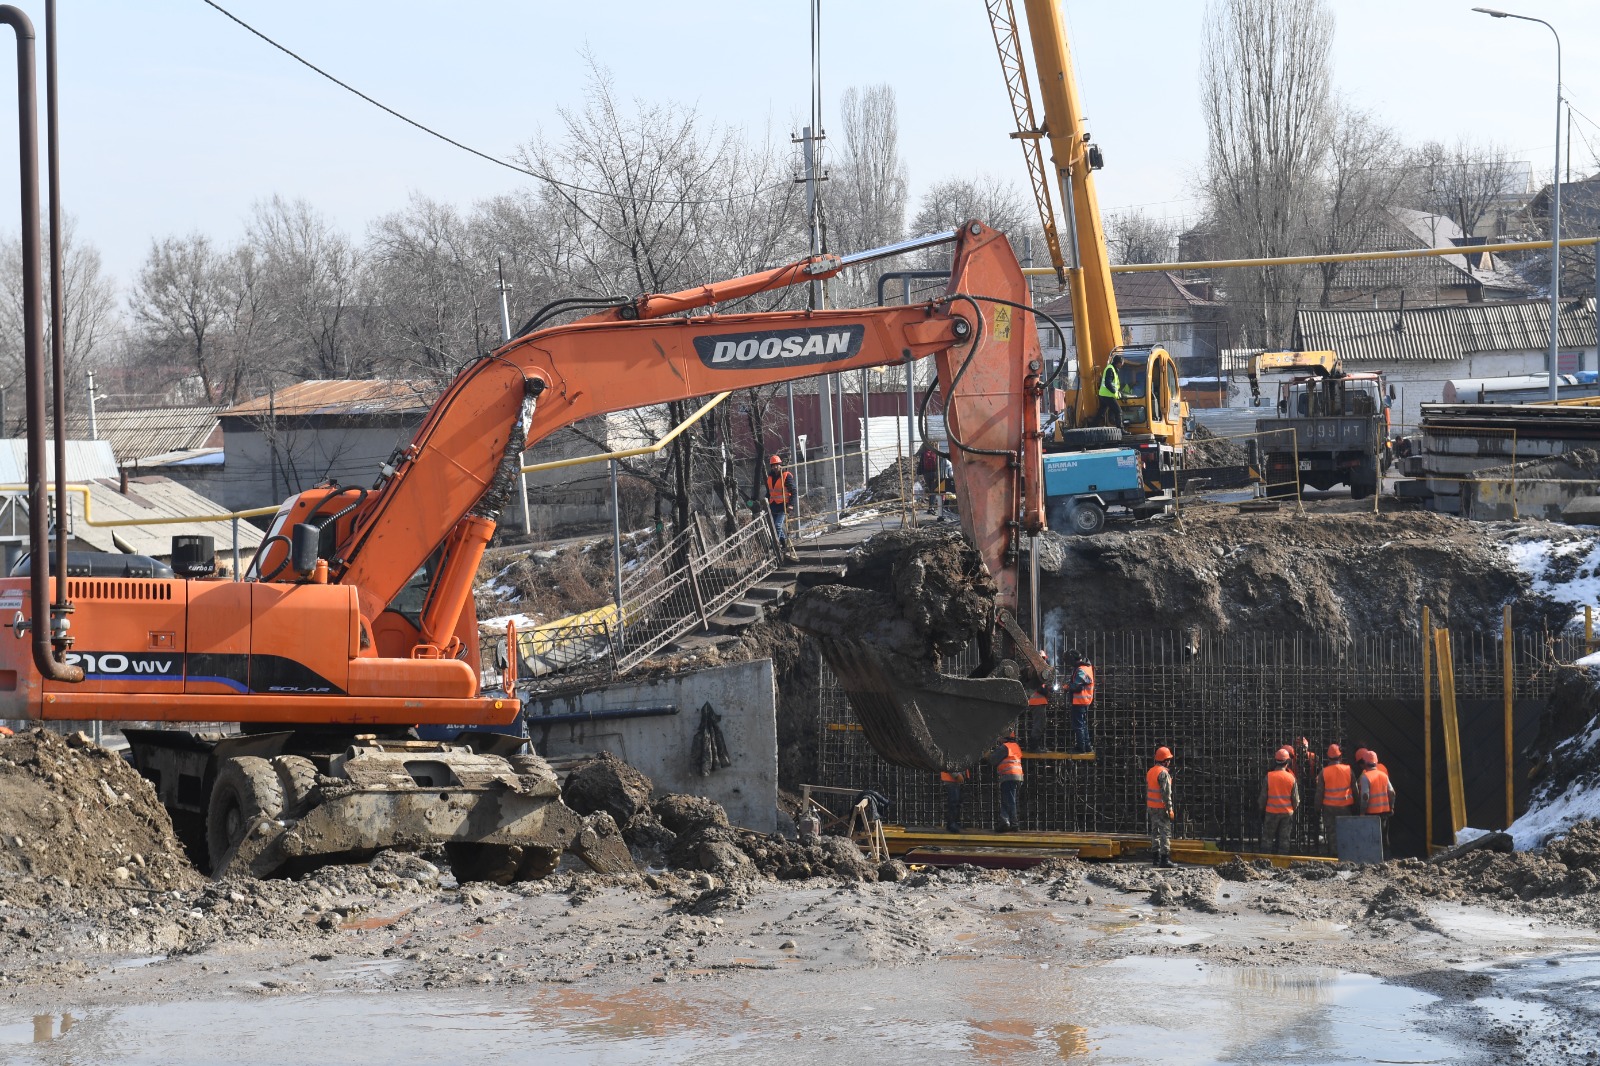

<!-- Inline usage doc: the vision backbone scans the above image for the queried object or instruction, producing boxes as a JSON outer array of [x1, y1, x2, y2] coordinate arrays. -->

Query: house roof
[[63, 476, 265, 558], [1036, 271, 1220, 319], [222, 380, 437, 419], [1293, 297, 1597, 363], [0, 439, 119, 484], [61, 406, 223, 464]]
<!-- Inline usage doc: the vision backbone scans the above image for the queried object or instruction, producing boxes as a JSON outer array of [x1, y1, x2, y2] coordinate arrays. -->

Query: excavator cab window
[[386, 548, 443, 630]]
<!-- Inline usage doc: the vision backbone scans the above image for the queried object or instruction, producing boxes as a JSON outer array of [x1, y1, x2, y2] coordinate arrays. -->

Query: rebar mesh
[[816, 627, 1579, 854]]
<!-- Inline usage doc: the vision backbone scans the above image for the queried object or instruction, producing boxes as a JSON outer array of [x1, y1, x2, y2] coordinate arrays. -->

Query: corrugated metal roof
[[1294, 298, 1597, 362], [1037, 272, 1220, 317], [0, 439, 119, 484], [61, 406, 222, 464], [65, 477, 264, 558], [223, 380, 437, 418]]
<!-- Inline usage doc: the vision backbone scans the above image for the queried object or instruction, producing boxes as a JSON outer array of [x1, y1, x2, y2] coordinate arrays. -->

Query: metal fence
[[816, 626, 1582, 856]]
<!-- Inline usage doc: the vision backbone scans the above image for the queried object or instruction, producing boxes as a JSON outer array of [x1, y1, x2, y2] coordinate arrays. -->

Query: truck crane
[[2, 221, 1049, 877], [1247, 350, 1393, 499], [986, 1, 1188, 466]]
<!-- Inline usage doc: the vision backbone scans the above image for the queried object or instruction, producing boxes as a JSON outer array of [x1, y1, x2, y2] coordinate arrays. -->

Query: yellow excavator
[[985, 0, 1188, 458]]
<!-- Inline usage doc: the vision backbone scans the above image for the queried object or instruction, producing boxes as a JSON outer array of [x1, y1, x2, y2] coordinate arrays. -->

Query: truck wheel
[[1068, 499, 1106, 535], [206, 756, 284, 874], [1055, 426, 1123, 449], [273, 755, 320, 819], [1265, 477, 1298, 498], [1349, 479, 1375, 501]]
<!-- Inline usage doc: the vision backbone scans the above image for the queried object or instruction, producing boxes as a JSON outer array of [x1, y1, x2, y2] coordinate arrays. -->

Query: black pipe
[[44, 0, 71, 662], [0, 5, 77, 682]]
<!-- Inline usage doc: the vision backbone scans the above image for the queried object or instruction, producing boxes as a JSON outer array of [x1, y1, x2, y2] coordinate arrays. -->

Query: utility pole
[[85, 370, 97, 440], [797, 124, 837, 519], [497, 257, 532, 536]]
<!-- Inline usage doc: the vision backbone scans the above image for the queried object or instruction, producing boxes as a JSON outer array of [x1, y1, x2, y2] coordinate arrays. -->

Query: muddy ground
[[4, 834, 1598, 1062]]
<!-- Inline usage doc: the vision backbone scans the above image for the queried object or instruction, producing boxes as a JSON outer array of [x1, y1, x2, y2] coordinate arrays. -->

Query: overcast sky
[[0, 0, 1596, 290]]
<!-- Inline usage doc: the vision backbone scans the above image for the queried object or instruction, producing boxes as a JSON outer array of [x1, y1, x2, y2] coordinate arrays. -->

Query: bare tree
[[1311, 102, 1409, 306], [1404, 137, 1526, 240], [126, 233, 236, 404], [0, 217, 117, 421], [1105, 209, 1181, 265], [1201, 0, 1334, 345], [247, 195, 369, 379], [910, 175, 1032, 267], [828, 84, 908, 303]]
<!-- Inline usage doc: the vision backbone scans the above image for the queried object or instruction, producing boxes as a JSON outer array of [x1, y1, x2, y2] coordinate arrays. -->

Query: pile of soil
[[792, 527, 996, 662], [562, 754, 886, 883], [0, 729, 198, 895], [1040, 509, 1564, 643], [1184, 423, 1250, 468]]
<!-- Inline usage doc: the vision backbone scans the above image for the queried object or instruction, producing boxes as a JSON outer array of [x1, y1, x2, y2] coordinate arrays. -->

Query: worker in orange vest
[[764, 455, 799, 561], [1258, 747, 1300, 855], [1146, 746, 1175, 868], [1357, 749, 1396, 859], [989, 728, 1024, 832], [940, 767, 971, 834], [1066, 649, 1095, 755], [1025, 653, 1055, 752], [1318, 744, 1356, 856]]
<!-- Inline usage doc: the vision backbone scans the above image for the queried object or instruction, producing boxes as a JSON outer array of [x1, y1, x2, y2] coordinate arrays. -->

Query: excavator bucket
[[792, 589, 1027, 772], [815, 636, 1028, 771]]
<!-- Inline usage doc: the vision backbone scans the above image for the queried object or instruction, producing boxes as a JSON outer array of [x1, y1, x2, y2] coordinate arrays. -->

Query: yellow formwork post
[[1503, 605, 1515, 830], [1434, 627, 1468, 837], [1422, 606, 1433, 854]]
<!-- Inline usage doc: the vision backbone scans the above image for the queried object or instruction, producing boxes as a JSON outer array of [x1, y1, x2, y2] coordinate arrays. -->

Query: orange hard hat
[[1275, 747, 1292, 762], [1354, 747, 1369, 763], [768, 454, 782, 465], [1327, 743, 1341, 759], [1363, 749, 1378, 766], [1154, 746, 1173, 761]]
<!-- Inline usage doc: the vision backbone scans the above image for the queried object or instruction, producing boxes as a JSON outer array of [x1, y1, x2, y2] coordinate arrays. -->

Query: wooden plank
[[1435, 628, 1468, 835], [1423, 607, 1433, 852]]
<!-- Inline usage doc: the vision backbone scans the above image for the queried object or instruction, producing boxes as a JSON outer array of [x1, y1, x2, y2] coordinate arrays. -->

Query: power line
[[197, 0, 779, 208]]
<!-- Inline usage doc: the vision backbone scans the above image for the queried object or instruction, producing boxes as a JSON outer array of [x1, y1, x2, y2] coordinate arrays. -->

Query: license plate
[[1298, 460, 1312, 470]]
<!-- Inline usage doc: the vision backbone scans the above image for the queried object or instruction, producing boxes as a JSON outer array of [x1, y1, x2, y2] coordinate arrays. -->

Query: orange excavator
[[1, 221, 1050, 876]]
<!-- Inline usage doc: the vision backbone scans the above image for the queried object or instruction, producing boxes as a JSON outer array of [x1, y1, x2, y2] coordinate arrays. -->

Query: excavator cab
[[1111, 345, 1187, 444]]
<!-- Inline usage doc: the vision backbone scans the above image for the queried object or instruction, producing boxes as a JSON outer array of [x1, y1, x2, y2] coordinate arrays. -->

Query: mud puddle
[[0, 955, 1501, 1065]]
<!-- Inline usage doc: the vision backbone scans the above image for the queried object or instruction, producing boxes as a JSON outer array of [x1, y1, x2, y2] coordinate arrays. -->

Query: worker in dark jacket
[[940, 767, 971, 833], [1066, 650, 1095, 755], [1145, 746, 1175, 868], [1258, 747, 1300, 855], [990, 729, 1024, 832]]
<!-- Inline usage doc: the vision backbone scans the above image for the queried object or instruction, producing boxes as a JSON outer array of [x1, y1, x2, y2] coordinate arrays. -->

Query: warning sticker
[[992, 304, 1013, 341]]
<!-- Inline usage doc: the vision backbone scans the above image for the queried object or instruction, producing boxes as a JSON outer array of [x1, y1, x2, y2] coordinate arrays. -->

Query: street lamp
[[1474, 7, 1562, 400]]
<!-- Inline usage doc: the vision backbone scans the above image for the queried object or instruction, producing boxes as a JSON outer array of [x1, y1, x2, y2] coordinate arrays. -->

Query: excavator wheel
[[272, 755, 321, 819], [207, 756, 285, 875]]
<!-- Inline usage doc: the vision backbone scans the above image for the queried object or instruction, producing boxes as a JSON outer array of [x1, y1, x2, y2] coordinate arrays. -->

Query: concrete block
[[1392, 479, 1433, 499], [1563, 495, 1600, 525], [522, 659, 779, 832], [1336, 815, 1385, 864]]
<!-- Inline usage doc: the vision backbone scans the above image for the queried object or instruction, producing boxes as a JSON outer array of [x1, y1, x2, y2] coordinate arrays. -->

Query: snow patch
[[1501, 534, 1600, 630]]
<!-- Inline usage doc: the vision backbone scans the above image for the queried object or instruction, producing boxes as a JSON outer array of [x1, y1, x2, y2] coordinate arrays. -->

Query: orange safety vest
[[766, 471, 793, 506], [940, 770, 968, 784], [996, 741, 1023, 779], [1146, 765, 1169, 810], [1071, 663, 1095, 706], [1264, 768, 1296, 815], [1364, 768, 1394, 815], [1028, 687, 1049, 708], [1321, 763, 1354, 808]]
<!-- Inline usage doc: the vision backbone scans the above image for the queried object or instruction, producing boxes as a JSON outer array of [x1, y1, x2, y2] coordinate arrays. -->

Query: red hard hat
[[1154, 746, 1173, 761], [1327, 743, 1341, 759], [768, 454, 782, 465], [1354, 748, 1369, 764], [1275, 747, 1292, 762], [1363, 749, 1378, 766]]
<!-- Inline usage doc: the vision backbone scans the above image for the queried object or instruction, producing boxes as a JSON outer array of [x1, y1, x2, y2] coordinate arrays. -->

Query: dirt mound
[[1185, 423, 1250, 468], [1041, 509, 1561, 643], [650, 792, 880, 882], [0, 729, 199, 893], [563, 752, 654, 827], [793, 527, 996, 663]]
